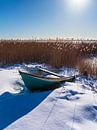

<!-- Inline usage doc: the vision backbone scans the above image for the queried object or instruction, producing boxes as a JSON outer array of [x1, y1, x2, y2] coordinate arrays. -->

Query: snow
[[0, 64, 97, 130]]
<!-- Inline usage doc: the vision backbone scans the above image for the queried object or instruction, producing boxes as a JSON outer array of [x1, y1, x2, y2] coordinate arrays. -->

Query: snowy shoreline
[[0, 64, 97, 130]]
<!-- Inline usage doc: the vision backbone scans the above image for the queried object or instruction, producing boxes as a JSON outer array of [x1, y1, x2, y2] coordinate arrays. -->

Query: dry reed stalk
[[78, 57, 97, 77], [0, 40, 97, 76]]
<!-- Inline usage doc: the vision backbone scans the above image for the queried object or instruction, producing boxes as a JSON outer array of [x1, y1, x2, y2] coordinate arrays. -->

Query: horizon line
[[0, 38, 97, 42]]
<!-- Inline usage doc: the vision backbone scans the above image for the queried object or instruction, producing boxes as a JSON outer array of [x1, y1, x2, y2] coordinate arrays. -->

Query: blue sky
[[0, 0, 97, 39]]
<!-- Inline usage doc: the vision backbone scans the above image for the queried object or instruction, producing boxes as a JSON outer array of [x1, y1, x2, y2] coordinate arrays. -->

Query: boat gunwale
[[19, 70, 75, 82]]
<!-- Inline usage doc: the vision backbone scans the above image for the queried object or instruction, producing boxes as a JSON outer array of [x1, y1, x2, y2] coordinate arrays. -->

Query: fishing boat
[[18, 66, 76, 91]]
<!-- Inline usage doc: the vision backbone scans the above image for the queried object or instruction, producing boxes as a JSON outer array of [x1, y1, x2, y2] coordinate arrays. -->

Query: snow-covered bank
[[0, 65, 97, 130]]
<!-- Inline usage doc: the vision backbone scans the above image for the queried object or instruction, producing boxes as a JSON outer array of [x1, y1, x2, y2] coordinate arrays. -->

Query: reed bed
[[78, 57, 97, 77], [0, 40, 97, 76]]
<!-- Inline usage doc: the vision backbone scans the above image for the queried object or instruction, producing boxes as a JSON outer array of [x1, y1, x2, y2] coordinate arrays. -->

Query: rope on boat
[[40, 86, 65, 130]]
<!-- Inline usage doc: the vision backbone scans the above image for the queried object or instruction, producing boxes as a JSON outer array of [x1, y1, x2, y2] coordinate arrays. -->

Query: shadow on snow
[[0, 90, 52, 130], [60, 90, 84, 101]]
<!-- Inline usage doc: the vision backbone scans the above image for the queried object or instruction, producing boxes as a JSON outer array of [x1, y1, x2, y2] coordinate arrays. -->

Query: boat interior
[[19, 65, 61, 79]]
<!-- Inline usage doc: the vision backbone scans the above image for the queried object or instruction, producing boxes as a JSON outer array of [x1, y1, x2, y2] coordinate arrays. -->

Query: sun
[[66, 0, 91, 14]]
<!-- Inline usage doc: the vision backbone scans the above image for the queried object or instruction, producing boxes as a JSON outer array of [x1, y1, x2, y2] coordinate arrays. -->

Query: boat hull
[[19, 70, 75, 91]]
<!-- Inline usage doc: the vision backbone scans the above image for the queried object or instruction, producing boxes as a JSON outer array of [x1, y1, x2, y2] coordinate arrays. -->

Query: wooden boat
[[18, 66, 76, 90]]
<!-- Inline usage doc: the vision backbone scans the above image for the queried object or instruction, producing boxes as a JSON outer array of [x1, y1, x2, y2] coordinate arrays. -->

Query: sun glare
[[66, 0, 91, 14]]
